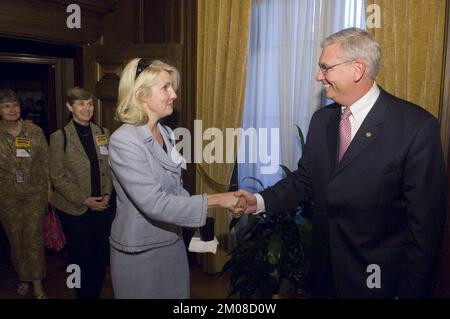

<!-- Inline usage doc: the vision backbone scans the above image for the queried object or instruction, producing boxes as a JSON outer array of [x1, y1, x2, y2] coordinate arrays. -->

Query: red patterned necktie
[[338, 107, 352, 161]]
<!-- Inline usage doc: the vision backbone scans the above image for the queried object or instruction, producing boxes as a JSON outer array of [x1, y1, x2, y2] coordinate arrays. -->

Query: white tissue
[[188, 236, 219, 254]]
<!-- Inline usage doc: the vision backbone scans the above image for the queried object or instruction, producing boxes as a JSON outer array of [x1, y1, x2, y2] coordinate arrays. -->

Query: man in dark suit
[[235, 27, 447, 299]]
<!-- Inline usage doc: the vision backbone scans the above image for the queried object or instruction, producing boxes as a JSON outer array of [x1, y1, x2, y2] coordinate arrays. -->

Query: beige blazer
[[49, 120, 113, 215]]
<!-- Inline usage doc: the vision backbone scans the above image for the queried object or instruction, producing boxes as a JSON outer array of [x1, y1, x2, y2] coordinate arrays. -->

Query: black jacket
[[260, 88, 447, 298]]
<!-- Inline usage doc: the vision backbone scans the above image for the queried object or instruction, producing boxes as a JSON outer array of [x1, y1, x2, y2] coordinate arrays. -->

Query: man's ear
[[66, 102, 73, 112], [353, 60, 366, 82]]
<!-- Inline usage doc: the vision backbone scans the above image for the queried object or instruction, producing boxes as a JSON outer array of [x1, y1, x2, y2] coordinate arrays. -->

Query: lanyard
[[1, 133, 28, 183]]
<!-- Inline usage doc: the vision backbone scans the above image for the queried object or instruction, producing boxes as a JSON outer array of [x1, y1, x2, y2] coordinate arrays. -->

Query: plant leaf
[[296, 124, 305, 150], [279, 165, 291, 177], [267, 230, 282, 266], [241, 176, 265, 191]]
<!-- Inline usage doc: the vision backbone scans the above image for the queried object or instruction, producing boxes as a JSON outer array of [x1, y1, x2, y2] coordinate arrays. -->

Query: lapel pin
[[365, 132, 372, 138]]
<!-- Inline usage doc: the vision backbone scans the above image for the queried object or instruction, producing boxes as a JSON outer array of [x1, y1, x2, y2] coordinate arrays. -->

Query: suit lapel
[[331, 90, 388, 178], [326, 105, 341, 174], [136, 124, 180, 173]]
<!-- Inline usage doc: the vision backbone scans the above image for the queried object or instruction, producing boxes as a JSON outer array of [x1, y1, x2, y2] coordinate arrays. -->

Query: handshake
[[208, 190, 258, 218]]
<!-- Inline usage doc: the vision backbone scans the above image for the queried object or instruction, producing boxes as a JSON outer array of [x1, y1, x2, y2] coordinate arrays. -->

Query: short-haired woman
[[49, 87, 113, 299], [108, 59, 243, 299], [0, 89, 50, 299]]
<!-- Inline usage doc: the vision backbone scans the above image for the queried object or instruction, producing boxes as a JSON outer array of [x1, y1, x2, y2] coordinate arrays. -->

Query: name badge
[[99, 145, 109, 155], [15, 137, 31, 148], [95, 135, 108, 146], [16, 149, 30, 157]]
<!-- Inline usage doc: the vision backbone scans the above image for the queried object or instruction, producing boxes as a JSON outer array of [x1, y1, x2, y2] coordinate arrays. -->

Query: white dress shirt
[[254, 82, 380, 214]]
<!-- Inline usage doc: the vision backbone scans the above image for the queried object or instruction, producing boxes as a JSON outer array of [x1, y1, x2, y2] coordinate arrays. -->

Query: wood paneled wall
[[96, 0, 197, 193], [0, 0, 197, 194], [0, 0, 118, 45]]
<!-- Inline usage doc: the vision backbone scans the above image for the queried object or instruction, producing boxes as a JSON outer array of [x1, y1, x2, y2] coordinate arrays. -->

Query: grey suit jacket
[[108, 123, 207, 253], [49, 120, 113, 215]]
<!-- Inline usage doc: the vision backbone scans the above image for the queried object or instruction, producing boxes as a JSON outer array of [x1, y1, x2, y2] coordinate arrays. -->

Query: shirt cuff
[[254, 193, 266, 214]]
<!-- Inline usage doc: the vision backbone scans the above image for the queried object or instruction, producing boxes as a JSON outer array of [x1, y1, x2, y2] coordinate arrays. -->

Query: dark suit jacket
[[260, 88, 447, 299]]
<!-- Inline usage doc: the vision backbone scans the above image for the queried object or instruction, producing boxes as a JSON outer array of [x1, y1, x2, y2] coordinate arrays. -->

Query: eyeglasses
[[318, 60, 354, 75], [0, 103, 20, 110], [135, 58, 149, 80]]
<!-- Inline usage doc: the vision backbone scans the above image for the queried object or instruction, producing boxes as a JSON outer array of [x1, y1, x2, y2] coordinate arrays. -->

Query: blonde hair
[[322, 27, 381, 80], [116, 59, 180, 125]]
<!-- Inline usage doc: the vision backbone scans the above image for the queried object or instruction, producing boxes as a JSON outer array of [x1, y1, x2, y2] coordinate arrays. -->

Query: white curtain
[[238, 0, 366, 192]]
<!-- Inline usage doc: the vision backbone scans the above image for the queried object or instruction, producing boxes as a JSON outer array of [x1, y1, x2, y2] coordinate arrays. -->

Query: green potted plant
[[222, 125, 313, 299]]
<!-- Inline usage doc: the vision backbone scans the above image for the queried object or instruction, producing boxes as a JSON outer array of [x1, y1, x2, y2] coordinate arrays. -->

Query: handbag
[[43, 205, 66, 252]]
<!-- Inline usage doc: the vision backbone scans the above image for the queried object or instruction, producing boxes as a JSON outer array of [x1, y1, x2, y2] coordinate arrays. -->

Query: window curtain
[[238, 0, 366, 193], [196, 0, 252, 273], [366, 0, 447, 118]]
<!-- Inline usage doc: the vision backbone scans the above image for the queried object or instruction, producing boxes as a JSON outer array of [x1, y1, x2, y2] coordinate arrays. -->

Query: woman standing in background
[[49, 87, 113, 299], [0, 89, 50, 299]]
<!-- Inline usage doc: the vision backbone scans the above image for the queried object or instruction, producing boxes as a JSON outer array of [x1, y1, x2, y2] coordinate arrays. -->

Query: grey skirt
[[110, 239, 190, 299]]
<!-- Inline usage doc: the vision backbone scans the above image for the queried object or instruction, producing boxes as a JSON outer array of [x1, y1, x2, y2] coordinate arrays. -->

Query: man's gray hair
[[321, 28, 381, 80]]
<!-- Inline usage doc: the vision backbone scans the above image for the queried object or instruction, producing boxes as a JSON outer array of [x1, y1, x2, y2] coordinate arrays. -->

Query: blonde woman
[[109, 59, 242, 298]]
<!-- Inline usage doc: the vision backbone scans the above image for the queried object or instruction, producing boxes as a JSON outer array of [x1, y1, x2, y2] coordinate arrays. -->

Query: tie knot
[[342, 107, 352, 119]]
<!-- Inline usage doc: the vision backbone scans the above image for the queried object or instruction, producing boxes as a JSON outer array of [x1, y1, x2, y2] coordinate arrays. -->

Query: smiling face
[[66, 99, 94, 125], [142, 70, 177, 121], [0, 101, 21, 123], [316, 43, 357, 106]]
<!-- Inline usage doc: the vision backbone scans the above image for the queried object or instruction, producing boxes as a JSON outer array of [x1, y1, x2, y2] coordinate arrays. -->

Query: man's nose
[[316, 69, 325, 81]]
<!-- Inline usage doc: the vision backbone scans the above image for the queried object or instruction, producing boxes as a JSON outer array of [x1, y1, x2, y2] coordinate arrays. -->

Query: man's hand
[[231, 197, 247, 219], [234, 189, 258, 215]]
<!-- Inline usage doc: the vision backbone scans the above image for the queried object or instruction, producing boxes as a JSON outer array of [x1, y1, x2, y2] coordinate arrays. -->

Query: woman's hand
[[207, 192, 246, 216], [83, 196, 108, 211], [102, 194, 111, 208]]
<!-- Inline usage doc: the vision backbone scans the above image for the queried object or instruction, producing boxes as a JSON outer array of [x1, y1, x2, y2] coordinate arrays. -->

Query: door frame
[[0, 53, 74, 130]]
